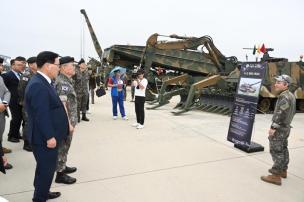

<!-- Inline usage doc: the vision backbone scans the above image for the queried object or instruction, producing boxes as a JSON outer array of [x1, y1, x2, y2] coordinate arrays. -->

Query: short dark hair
[[0, 58, 3, 64], [10, 59, 15, 66], [27, 57, 37, 64], [137, 69, 145, 75], [36, 51, 59, 68], [15, 56, 26, 62]]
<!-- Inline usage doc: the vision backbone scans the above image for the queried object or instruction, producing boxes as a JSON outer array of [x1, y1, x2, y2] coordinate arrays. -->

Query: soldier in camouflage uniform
[[18, 57, 37, 152], [261, 74, 296, 186], [54, 57, 77, 185], [73, 59, 89, 122]]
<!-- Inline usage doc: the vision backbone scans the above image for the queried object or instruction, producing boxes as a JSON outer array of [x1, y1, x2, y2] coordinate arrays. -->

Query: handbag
[[96, 86, 106, 97]]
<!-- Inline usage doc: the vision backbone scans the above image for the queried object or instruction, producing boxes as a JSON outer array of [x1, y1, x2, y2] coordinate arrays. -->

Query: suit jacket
[[0, 76, 10, 105], [0, 76, 10, 117], [1, 70, 19, 106], [25, 73, 69, 145]]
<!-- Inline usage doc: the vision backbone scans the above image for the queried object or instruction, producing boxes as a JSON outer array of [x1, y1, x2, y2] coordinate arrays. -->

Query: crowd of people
[[0, 53, 93, 201], [0, 51, 149, 201], [0, 51, 297, 201]]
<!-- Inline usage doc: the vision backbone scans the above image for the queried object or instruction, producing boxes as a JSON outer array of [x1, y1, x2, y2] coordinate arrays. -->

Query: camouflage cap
[[275, 74, 292, 85]]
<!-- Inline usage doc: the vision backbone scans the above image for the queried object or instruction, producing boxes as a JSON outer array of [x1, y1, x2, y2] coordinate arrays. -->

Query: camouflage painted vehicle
[[257, 60, 304, 112], [81, 9, 304, 114], [198, 59, 304, 114], [138, 33, 304, 114]]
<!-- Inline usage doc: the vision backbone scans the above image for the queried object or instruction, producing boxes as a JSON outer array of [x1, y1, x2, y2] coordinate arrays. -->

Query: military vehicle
[[239, 81, 261, 94], [81, 9, 304, 114]]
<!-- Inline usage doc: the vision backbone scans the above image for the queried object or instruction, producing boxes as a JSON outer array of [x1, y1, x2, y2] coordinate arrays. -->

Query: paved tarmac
[[0, 89, 303, 202]]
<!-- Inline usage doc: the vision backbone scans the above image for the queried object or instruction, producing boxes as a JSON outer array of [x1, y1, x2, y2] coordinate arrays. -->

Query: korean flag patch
[[62, 86, 69, 91]]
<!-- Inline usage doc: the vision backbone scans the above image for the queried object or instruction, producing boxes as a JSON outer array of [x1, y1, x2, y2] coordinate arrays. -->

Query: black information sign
[[227, 62, 266, 150]]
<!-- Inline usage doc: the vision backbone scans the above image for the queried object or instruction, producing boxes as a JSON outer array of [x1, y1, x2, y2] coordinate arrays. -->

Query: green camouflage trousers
[[268, 127, 290, 172], [22, 107, 28, 142], [77, 93, 88, 118], [56, 134, 73, 172]]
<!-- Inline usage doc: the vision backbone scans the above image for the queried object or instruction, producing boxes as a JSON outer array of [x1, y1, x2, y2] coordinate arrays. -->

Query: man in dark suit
[[25, 51, 69, 202], [2, 57, 25, 143]]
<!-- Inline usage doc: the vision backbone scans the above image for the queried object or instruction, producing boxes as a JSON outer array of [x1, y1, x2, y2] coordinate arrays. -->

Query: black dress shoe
[[8, 137, 20, 143], [55, 172, 76, 184], [63, 166, 77, 174], [4, 163, 13, 170], [81, 116, 89, 121], [23, 144, 33, 152], [48, 192, 61, 199]]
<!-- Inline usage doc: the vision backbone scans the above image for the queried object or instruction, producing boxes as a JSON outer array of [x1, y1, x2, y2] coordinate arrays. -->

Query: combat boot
[[82, 113, 89, 121], [55, 172, 76, 184], [261, 174, 281, 185], [268, 168, 287, 178], [63, 166, 77, 174]]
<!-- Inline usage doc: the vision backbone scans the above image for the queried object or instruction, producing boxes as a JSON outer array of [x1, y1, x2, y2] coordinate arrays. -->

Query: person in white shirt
[[132, 69, 148, 129]]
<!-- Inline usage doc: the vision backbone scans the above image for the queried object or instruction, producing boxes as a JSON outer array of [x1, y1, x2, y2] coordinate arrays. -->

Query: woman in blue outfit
[[107, 70, 128, 120]]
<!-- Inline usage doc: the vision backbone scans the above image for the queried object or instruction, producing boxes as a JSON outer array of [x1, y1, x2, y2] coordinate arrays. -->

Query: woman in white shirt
[[132, 69, 148, 129]]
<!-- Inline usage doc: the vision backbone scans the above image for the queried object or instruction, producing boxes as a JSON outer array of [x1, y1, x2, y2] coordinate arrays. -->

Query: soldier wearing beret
[[18, 56, 37, 151], [54, 56, 78, 185], [261, 74, 296, 186], [73, 59, 89, 122]]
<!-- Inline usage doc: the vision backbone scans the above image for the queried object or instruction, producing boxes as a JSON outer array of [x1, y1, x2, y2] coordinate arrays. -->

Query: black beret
[[60, 56, 75, 65], [78, 58, 85, 65], [27, 57, 37, 64]]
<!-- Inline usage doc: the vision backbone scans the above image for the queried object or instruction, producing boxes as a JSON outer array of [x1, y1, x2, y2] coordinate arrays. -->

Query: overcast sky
[[1, 0, 303, 62]]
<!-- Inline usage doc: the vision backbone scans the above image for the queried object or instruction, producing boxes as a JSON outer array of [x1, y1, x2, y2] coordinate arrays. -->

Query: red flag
[[260, 44, 266, 53]]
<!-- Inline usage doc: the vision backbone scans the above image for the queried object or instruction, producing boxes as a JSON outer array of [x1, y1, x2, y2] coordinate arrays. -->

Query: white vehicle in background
[[0, 55, 11, 72]]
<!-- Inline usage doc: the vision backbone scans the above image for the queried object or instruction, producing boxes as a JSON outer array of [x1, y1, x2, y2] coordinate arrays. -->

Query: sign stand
[[227, 62, 266, 153], [234, 119, 264, 153], [234, 141, 264, 153]]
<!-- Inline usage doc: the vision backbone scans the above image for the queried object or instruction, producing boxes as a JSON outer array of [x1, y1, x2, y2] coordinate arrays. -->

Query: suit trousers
[[8, 103, 23, 138], [32, 145, 58, 202], [0, 113, 5, 141]]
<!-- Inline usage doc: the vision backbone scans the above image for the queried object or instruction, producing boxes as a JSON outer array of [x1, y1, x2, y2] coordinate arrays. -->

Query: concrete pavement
[[0, 89, 303, 202]]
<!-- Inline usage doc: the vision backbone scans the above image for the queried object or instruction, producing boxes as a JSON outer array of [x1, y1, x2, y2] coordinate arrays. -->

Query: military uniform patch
[[62, 86, 69, 91], [22, 77, 29, 81]]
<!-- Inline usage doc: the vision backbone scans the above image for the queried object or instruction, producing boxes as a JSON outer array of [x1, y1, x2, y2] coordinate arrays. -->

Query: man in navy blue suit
[[25, 51, 69, 202], [2, 57, 26, 143]]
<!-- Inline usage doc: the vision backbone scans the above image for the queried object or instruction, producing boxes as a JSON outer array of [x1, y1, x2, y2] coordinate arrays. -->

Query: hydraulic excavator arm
[[142, 33, 237, 74], [80, 9, 103, 61]]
